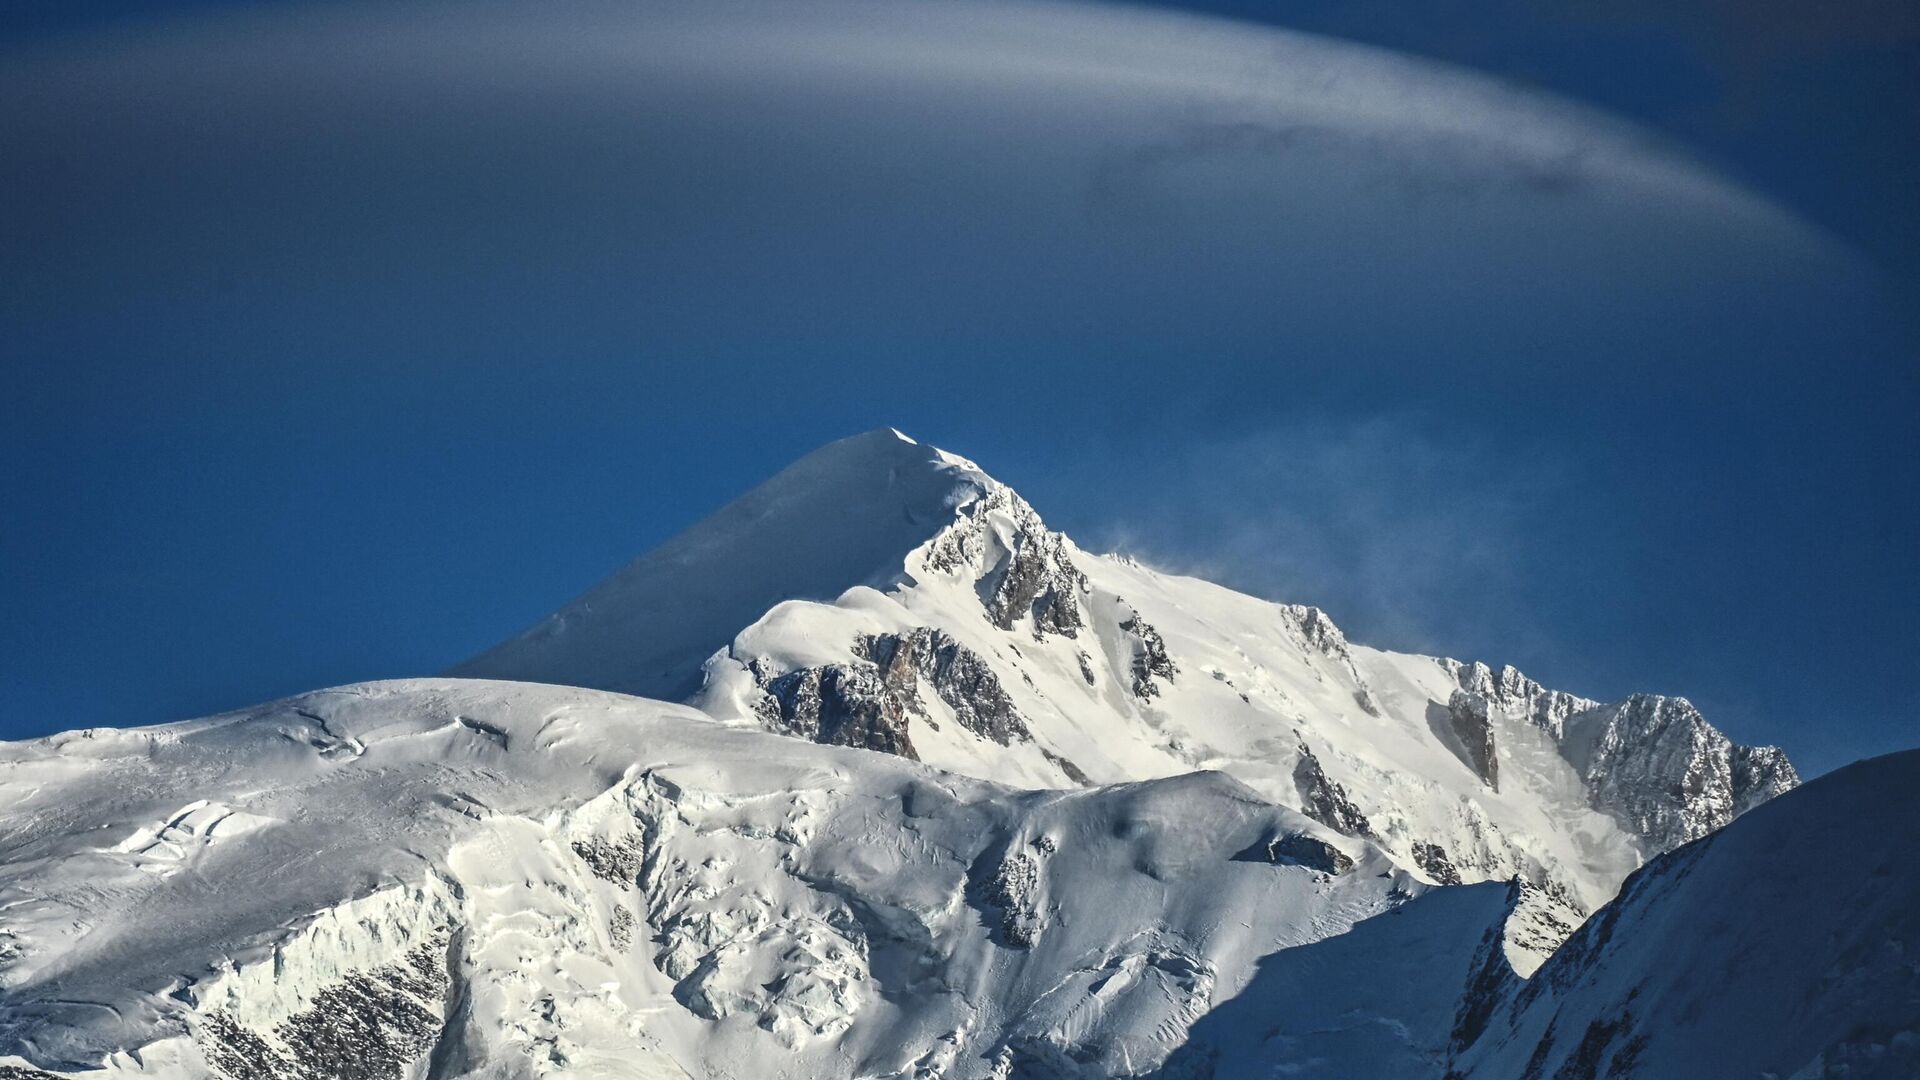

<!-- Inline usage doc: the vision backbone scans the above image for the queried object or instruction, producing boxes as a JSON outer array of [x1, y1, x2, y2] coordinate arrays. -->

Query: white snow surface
[[0, 679, 1457, 1079]]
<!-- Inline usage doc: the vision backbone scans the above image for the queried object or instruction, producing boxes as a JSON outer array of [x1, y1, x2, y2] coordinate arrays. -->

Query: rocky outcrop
[[1413, 842, 1463, 885], [1730, 743, 1799, 816], [922, 485, 1087, 639], [1041, 748, 1092, 786], [1501, 878, 1585, 976], [988, 529, 1086, 639], [1282, 604, 1381, 714], [1441, 660, 1598, 739], [608, 905, 636, 953], [1445, 690, 1500, 791], [1119, 604, 1177, 699], [752, 629, 1035, 758], [572, 831, 647, 884], [756, 663, 918, 759], [1232, 831, 1354, 874], [1448, 908, 1518, 1062], [1075, 650, 1097, 686], [859, 628, 1029, 745], [1281, 604, 1352, 662], [199, 926, 452, 1080], [1445, 876, 1589, 1059], [1439, 661, 1798, 854], [1567, 694, 1800, 855], [1292, 739, 1375, 838], [979, 837, 1054, 948]]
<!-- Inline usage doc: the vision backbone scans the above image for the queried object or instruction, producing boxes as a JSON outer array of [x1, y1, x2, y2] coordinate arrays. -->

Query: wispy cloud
[[1077, 414, 1578, 661]]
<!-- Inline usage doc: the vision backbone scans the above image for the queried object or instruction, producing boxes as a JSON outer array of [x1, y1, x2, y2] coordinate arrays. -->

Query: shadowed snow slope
[[1448, 749, 1920, 1080], [458, 429, 1796, 918]]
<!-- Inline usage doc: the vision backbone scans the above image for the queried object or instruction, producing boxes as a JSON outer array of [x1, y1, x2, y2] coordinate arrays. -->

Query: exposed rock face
[[1731, 743, 1800, 816], [1439, 660, 1797, 855], [1281, 604, 1384, 715], [922, 485, 1086, 639], [1292, 739, 1375, 838], [1119, 604, 1177, 699], [1500, 879, 1585, 977], [572, 831, 646, 884], [1446, 690, 1500, 791], [1233, 831, 1354, 874], [756, 663, 917, 759], [979, 838, 1053, 948], [1040, 748, 1092, 786], [1281, 604, 1352, 661], [1446, 876, 1590, 1060], [988, 529, 1086, 639], [859, 628, 1029, 745], [1441, 660, 1598, 739], [199, 927, 452, 1080], [1448, 902, 1518, 1060], [1567, 694, 1800, 855], [1413, 842, 1463, 885], [608, 905, 636, 953], [752, 629, 1035, 758], [1075, 650, 1097, 686]]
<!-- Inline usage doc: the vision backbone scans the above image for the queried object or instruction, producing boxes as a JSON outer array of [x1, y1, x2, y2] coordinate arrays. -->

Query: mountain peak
[[449, 430, 997, 699]]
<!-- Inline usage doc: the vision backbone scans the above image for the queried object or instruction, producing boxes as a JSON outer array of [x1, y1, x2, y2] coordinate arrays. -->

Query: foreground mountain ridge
[[0, 684, 1907, 1079], [2, 428, 1896, 1079], [1447, 748, 1920, 1079], [0, 680, 1478, 1077]]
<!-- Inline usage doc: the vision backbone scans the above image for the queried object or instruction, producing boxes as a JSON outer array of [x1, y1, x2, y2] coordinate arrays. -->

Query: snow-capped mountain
[[3, 428, 1899, 1080], [458, 429, 1796, 916]]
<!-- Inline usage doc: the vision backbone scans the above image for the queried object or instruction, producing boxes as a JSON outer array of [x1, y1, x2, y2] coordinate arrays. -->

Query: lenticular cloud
[[2, 0, 1856, 361]]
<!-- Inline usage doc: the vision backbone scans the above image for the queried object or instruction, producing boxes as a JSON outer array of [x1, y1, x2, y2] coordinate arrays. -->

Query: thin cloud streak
[[1073, 415, 1587, 675]]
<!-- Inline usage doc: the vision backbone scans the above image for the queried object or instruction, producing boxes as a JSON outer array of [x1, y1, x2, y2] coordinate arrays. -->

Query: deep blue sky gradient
[[2, 0, 1915, 776]]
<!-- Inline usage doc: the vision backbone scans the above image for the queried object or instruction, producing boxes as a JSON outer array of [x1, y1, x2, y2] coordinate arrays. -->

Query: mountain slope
[[1, 685, 1897, 1080], [449, 429, 990, 702], [458, 429, 1795, 917], [1448, 749, 1920, 1079], [0, 680, 1434, 1080]]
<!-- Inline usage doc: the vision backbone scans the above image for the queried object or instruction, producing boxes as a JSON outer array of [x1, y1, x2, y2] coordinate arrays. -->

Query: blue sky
[[2, 0, 1914, 777]]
